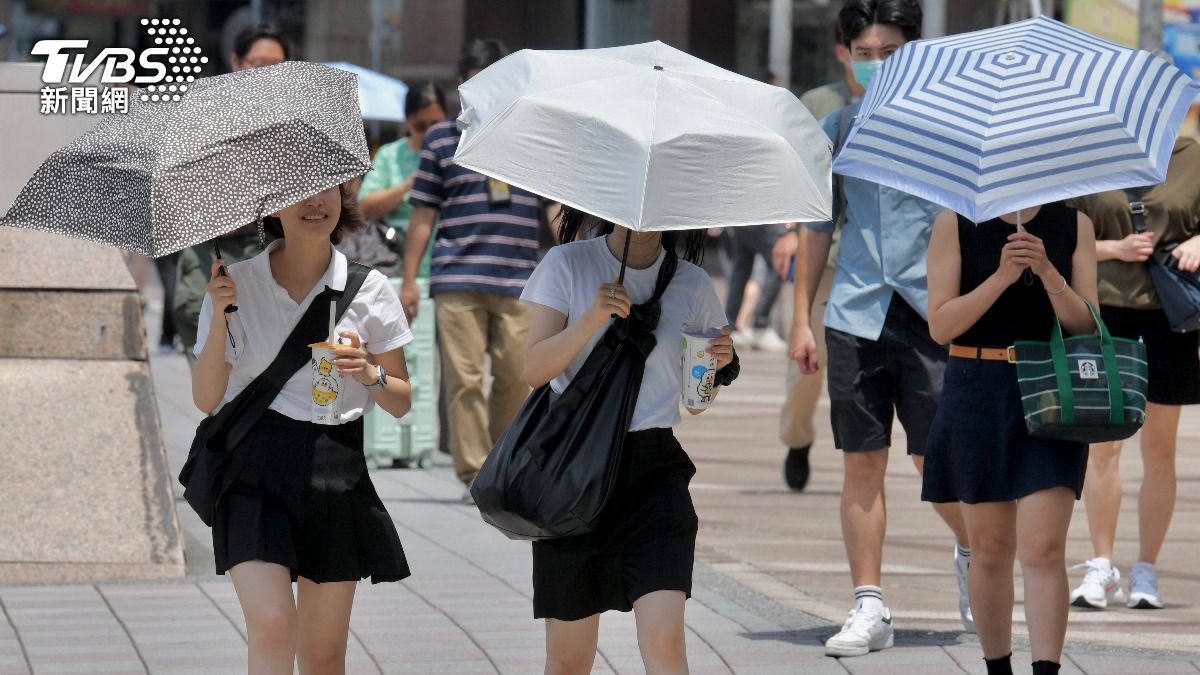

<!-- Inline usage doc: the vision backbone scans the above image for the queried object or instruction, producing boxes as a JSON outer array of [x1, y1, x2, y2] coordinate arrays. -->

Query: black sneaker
[[784, 445, 811, 491]]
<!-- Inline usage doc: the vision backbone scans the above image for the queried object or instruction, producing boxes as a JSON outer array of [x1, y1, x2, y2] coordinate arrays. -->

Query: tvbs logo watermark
[[33, 18, 208, 115]]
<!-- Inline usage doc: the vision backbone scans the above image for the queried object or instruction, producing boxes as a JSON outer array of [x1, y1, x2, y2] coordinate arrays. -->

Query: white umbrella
[[454, 41, 832, 234]]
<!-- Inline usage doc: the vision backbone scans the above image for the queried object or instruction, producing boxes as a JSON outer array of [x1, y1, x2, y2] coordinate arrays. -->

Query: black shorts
[[1100, 305, 1200, 406], [825, 297, 947, 455]]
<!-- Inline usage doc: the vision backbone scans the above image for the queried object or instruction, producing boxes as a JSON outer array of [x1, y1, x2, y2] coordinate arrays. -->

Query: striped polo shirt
[[408, 120, 542, 297]]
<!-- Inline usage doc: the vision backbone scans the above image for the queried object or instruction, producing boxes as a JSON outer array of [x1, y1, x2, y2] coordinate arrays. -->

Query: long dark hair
[[555, 205, 705, 266]]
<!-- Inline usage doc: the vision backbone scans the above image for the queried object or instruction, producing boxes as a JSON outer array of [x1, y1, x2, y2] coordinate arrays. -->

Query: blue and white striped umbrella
[[832, 16, 1200, 223]]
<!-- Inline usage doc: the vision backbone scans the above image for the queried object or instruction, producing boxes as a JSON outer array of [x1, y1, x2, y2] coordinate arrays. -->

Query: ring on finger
[[608, 287, 616, 299]]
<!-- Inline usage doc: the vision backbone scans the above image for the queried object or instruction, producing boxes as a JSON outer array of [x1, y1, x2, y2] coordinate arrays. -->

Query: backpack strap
[[831, 103, 857, 229]]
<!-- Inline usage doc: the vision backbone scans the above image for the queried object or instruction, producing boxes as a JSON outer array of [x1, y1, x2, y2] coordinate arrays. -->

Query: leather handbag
[[471, 253, 678, 541], [1012, 300, 1148, 444], [179, 262, 370, 526], [1126, 188, 1200, 333]]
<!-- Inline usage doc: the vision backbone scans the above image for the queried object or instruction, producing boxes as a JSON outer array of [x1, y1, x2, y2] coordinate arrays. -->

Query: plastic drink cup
[[309, 342, 344, 425], [681, 327, 722, 409]]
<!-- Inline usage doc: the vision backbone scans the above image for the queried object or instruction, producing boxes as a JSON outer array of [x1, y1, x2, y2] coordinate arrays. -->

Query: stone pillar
[[0, 63, 185, 583]]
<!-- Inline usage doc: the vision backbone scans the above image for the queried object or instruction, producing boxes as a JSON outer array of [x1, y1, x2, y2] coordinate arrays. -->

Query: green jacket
[[173, 228, 263, 364]]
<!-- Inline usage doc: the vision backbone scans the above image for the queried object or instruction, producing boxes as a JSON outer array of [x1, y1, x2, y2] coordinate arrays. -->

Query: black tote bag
[[471, 253, 677, 541], [179, 262, 370, 526]]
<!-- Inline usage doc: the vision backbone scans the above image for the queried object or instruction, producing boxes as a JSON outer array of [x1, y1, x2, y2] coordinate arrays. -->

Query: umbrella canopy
[[1, 61, 371, 257], [454, 41, 832, 232], [832, 16, 1200, 223], [325, 61, 409, 122]]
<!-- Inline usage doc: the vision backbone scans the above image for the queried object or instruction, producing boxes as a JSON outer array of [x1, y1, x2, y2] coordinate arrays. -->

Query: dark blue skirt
[[922, 357, 1088, 504]]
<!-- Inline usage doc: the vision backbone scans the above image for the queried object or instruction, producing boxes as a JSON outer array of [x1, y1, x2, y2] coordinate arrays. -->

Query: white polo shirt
[[195, 240, 413, 423]]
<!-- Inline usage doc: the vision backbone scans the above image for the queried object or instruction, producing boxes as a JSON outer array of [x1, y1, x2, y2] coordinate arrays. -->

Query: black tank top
[[954, 202, 1078, 348]]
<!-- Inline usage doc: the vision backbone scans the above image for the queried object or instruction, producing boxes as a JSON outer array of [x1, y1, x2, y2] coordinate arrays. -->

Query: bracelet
[[1047, 274, 1069, 295]]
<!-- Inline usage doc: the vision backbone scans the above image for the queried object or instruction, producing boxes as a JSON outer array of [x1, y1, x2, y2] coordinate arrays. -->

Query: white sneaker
[[1069, 558, 1124, 609], [1126, 562, 1164, 609], [824, 606, 894, 658], [750, 327, 789, 353], [954, 548, 975, 633]]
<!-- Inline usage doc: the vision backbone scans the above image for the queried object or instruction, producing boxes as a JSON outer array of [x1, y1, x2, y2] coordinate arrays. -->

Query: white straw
[[328, 298, 337, 344]]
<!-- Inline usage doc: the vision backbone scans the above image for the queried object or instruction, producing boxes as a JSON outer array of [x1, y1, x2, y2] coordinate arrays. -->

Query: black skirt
[[213, 410, 410, 584], [532, 428, 698, 621], [1101, 305, 1200, 406], [922, 357, 1088, 504]]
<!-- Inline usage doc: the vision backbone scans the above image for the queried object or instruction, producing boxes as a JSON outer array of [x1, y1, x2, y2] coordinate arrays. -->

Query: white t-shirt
[[195, 240, 413, 423], [520, 236, 727, 431]]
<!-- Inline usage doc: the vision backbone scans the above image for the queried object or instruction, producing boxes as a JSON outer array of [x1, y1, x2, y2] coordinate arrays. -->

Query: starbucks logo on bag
[[1078, 359, 1099, 380]]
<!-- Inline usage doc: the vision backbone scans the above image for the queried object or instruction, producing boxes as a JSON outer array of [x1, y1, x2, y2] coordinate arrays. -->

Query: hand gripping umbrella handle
[[213, 242, 239, 314]]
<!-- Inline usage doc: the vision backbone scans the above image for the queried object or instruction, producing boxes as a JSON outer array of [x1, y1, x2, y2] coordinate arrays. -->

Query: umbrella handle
[[213, 241, 239, 314], [611, 231, 632, 318]]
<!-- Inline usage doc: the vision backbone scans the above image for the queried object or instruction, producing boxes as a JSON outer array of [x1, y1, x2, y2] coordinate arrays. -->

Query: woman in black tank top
[[922, 202, 1098, 675]]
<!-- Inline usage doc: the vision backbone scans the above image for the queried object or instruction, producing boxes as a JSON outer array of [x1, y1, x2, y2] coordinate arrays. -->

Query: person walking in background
[[1068, 136, 1200, 611], [153, 253, 180, 353], [723, 222, 789, 352], [923, 202, 1098, 675], [357, 80, 447, 278], [789, 0, 975, 656], [772, 19, 864, 490], [522, 207, 734, 675], [402, 39, 556, 500], [227, 23, 288, 71], [192, 183, 414, 673], [173, 23, 290, 366]]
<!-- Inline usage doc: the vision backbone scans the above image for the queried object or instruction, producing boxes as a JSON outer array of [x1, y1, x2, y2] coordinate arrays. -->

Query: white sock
[[854, 585, 884, 614], [956, 543, 971, 559], [1092, 557, 1113, 570]]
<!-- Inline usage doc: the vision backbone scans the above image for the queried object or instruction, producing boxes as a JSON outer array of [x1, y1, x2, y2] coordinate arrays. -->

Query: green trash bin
[[363, 278, 437, 469]]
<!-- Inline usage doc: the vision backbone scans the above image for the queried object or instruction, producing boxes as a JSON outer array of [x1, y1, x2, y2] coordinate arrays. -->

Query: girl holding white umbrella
[[451, 41, 831, 672]]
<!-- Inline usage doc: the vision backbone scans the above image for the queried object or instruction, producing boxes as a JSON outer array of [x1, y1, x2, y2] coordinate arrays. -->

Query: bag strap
[[830, 104, 856, 229], [1049, 299, 1123, 425], [1124, 187, 1150, 235]]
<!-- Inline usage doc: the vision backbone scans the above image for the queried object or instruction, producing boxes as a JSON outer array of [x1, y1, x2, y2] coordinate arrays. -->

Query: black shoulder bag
[[471, 253, 678, 541], [1125, 188, 1200, 333], [179, 261, 371, 526]]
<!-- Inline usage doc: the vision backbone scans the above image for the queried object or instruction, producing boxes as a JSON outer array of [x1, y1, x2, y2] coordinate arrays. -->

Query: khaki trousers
[[779, 268, 834, 449], [435, 291, 531, 484]]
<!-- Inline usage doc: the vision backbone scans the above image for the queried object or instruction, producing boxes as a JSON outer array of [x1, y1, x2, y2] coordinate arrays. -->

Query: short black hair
[[837, 0, 923, 48], [404, 80, 446, 119], [233, 23, 291, 62], [458, 38, 509, 81]]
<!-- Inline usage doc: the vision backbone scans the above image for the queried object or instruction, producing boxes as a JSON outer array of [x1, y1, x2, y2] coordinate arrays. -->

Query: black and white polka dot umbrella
[[1, 61, 370, 257]]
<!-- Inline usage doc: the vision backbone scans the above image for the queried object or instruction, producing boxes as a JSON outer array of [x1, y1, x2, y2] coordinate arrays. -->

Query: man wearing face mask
[[787, 0, 974, 658]]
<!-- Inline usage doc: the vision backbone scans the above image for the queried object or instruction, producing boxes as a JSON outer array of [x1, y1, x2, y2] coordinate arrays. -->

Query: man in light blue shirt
[[788, 0, 974, 659]]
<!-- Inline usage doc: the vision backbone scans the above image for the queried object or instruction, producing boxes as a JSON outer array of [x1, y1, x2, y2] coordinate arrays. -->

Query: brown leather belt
[[948, 344, 1016, 363]]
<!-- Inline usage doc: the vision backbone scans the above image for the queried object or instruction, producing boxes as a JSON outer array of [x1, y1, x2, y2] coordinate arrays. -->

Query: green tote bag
[[1012, 301, 1147, 444]]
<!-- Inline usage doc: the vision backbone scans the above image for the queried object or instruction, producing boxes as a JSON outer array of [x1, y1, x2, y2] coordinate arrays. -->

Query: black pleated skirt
[[213, 410, 410, 584], [922, 357, 1088, 504], [531, 428, 698, 621]]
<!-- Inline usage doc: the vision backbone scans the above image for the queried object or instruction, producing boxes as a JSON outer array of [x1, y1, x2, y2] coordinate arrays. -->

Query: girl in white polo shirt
[[521, 206, 736, 674], [193, 183, 413, 673]]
